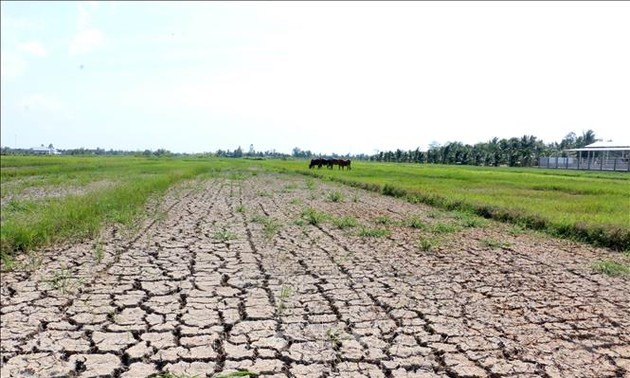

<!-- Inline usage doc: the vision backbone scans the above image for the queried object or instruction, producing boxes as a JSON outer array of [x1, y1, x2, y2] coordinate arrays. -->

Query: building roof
[[565, 140, 630, 152]]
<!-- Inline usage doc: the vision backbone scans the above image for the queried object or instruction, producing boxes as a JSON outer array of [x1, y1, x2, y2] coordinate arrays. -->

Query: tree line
[[366, 130, 597, 167]]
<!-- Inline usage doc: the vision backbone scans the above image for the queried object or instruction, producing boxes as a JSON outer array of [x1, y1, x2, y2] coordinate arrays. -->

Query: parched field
[[1, 170, 629, 377]]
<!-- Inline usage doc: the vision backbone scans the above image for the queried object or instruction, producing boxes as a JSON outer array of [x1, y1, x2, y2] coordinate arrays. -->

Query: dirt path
[[1, 172, 629, 378]]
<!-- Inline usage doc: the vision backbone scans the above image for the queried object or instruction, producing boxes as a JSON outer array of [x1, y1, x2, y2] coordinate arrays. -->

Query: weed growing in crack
[[358, 226, 390, 238], [431, 222, 460, 234], [282, 183, 298, 192], [374, 215, 393, 225], [257, 191, 271, 197], [304, 178, 315, 190], [326, 328, 342, 349], [252, 214, 281, 241], [289, 198, 303, 205], [301, 208, 330, 226], [592, 259, 630, 277], [94, 240, 104, 263], [213, 227, 237, 242], [352, 194, 360, 203], [235, 204, 246, 213], [327, 191, 344, 203], [332, 216, 359, 229], [45, 269, 82, 294], [276, 284, 292, 315], [417, 237, 440, 252], [480, 238, 512, 249], [406, 216, 426, 229]]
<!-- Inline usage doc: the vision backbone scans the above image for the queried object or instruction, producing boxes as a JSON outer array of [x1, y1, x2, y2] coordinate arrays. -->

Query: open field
[[1, 159, 629, 377], [266, 160, 630, 251], [2, 156, 629, 266]]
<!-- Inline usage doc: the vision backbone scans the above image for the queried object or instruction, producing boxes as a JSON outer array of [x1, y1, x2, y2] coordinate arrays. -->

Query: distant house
[[540, 140, 629, 172], [31, 144, 60, 155]]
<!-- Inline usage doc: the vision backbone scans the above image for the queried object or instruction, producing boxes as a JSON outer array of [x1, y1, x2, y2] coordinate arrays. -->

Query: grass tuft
[[301, 208, 330, 226], [479, 238, 513, 249], [358, 226, 391, 238], [332, 216, 359, 229], [592, 259, 630, 277]]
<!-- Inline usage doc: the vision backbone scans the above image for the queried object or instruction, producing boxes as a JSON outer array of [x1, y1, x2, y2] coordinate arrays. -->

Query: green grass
[[326, 190, 344, 202], [301, 208, 330, 226], [431, 222, 460, 234], [252, 214, 281, 240], [417, 237, 440, 251], [592, 259, 630, 277], [264, 160, 630, 250], [480, 238, 513, 249], [374, 215, 393, 225], [332, 216, 359, 229], [1, 155, 242, 268], [406, 216, 427, 229], [358, 226, 391, 238]]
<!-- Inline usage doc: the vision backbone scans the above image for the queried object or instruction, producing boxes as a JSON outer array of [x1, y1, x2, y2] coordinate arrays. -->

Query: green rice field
[[1, 156, 628, 268]]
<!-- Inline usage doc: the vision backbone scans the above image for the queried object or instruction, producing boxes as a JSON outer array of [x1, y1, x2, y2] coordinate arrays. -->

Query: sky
[[2, 1, 629, 155]]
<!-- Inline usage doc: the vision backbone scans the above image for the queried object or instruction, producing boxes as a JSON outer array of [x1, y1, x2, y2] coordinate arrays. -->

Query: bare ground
[[1, 172, 629, 378]]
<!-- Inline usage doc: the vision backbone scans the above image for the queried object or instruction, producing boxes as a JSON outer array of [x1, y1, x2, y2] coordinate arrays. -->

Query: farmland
[[1, 156, 629, 377]]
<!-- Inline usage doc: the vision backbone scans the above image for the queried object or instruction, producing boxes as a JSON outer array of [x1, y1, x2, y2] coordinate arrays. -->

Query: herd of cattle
[[309, 158, 352, 170]]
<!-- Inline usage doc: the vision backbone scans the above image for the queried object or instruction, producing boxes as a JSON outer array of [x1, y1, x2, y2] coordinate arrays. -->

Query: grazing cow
[[338, 159, 352, 170], [309, 158, 324, 169]]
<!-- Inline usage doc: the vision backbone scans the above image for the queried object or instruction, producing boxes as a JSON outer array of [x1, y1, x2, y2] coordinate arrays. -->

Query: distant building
[[540, 140, 629, 172], [31, 144, 60, 155]]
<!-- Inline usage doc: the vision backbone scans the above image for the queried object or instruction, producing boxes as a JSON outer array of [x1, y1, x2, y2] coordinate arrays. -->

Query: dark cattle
[[309, 159, 325, 169], [338, 159, 352, 170]]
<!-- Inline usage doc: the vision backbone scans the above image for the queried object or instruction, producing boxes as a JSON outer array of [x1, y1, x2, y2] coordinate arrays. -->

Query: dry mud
[[1, 172, 629, 378]]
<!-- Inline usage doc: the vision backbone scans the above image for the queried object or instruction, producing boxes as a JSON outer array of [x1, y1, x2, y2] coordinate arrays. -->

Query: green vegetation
[[480, 238, 513, 249], [213, 226, 237, 242], [301, 208, 330, 226], [431, 222, 460, 234], [417, 237, 440, 252], [266, 160, 630, 250], [276, 284, 292, 315], [374, 215, 393, 225], [592, 259, 630, 277], [45, 268, 82, 294], [406, 216, 427, 229], [1, 156, 247, 268], [3, 156, 629, 270], [332, 216, 359, 229], [252, 214, 281, 241], [358, 226, 391, 238], [326, 190, 344, 202]]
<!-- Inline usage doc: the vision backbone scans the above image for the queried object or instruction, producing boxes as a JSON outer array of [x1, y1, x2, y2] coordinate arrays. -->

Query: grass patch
[[45, 269, 82, 294], [592, 259, 630, 277], [406, 216, 427, 229], [332, 216, 359, 229], [479, 238, 513, 249], [235, 204, 246, 213], [252, 214, 281, 241], [301, 208, 330, 226], [417, 237, 440, 251], [431, 222, 460, 234], [327, 191, 344, 202], [358, 226, 391, 238], [374, 215, 393, 225], [213, 227, 237, 242]]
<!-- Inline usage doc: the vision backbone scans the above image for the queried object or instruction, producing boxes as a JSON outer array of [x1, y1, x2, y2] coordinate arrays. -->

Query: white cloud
[[69, 28, 104, 55], [69, 3, 105, 56], [16, 41, 47, 57], [0, 51, 26, 80]]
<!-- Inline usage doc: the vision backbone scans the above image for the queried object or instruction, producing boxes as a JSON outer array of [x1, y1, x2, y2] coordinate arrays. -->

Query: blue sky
[[2, 1, 629, 155]]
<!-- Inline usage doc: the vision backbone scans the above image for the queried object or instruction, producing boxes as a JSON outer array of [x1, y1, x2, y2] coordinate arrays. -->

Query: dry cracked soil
[[1, 172, 629, 378]]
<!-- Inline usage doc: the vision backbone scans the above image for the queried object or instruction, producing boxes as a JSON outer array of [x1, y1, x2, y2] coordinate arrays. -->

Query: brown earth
[[1, 172, 629, 378]]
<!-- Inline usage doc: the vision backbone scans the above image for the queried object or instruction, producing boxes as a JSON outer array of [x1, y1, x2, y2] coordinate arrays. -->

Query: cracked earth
[[1, 172, 629, 377]]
